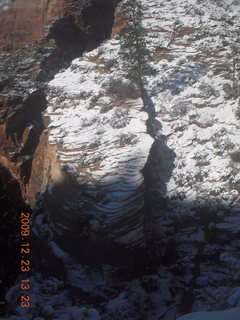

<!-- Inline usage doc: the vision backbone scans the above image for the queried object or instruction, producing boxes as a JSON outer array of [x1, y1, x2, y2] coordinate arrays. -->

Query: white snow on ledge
[[177, 307, 240, 320]]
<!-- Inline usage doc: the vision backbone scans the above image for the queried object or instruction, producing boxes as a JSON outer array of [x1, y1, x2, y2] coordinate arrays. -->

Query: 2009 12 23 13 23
[[20, 212, 31, 308]]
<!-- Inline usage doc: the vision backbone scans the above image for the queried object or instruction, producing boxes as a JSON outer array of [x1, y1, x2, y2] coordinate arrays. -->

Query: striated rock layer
[[0, 0, 121, 206], [0, 0, 121, 315], [29, 0, 240, 319], [44, 50, 153, 248], [3, 0, 240, 319], [42, 0, 240, 247]]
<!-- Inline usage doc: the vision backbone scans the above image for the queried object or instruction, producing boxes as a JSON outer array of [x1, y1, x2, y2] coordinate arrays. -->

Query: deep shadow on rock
[[0, 166, 31, 317], [29, 171, 240, 317]]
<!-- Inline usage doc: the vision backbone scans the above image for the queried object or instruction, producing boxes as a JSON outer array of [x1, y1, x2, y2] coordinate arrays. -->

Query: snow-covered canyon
[[5, 0, 240, 319]]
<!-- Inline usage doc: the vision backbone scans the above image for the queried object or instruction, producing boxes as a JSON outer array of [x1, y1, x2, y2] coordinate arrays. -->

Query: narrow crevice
[[141, 89, 176, 262]]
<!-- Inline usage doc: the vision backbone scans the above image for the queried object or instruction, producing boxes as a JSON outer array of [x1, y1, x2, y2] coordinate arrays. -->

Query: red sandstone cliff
[[0, 0, 69, 52]]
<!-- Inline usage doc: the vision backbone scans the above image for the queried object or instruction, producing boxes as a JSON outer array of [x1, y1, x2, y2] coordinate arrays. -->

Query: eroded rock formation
[[0, 0, 121, 205], [0, 0, 121, 314], [1, 0, 240, 319]]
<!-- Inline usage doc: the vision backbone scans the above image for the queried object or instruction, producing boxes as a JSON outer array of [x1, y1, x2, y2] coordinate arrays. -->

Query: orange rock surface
[[0, 0, 68, 51]]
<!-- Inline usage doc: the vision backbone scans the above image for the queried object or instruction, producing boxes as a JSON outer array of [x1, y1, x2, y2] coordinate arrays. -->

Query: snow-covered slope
[[45, 0, 240, 242], [146, 0, 240, 208], [6, 0, 240, 319], [46, 48, 153, 247]]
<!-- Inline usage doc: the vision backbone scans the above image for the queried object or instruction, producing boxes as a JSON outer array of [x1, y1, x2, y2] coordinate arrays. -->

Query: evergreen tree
[[118, 0, 155, 104]]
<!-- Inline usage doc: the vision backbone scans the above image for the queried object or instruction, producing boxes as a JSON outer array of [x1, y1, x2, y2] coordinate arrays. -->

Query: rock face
[[0, 0, 68, 52], [2, 0, 240, 319], [44, 50, 153, 249], [42, 0, 240, 244], [0, 0, 121, 206], [0, 0, 119, 53], [0, 0, 121, 315]]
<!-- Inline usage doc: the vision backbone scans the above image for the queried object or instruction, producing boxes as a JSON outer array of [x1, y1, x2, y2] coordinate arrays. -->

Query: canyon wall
[[1, 0, 240, 319], [0, 0, 121, 315], [0, 0, 120, 206]]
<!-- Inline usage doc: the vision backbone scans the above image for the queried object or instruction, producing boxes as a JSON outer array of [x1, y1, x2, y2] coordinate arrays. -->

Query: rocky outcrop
[[0, 0, 119, 52], [0, 90, 47, 202], [0, 0, 121, 316], [0, 0, 121, 205], [43, 49, 153, 249], [0, 0, 68, 52], [27, 0, 240, 319], [3, 0, 240, 319]]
